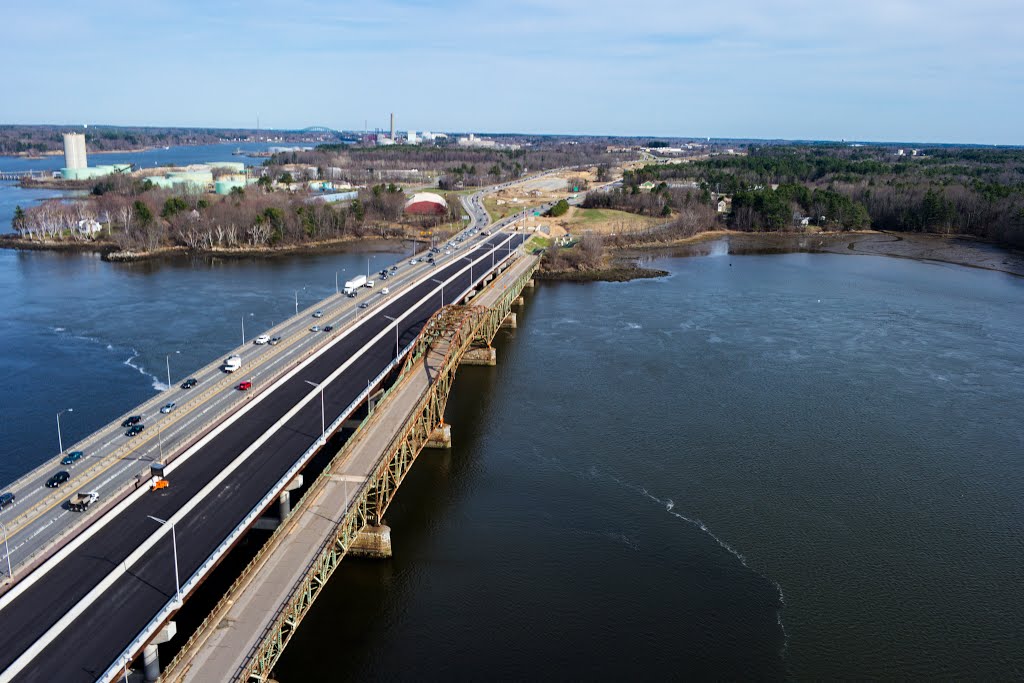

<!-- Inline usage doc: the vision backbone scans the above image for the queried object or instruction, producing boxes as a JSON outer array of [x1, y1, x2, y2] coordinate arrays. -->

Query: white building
[[406, 131, 418, 144]]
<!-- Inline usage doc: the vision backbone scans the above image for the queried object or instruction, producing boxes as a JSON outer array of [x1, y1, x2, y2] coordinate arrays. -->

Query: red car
[[237, 381, 252, 391]]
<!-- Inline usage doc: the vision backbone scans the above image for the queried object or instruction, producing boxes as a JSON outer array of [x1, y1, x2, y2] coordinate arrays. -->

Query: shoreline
[[613, 229, 1024, 278], [0, 234, 411, 261], [3, 228, 1023, 278]]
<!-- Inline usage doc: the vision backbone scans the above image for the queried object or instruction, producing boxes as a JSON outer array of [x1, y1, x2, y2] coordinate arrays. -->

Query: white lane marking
[[1, 238, 515, 680]]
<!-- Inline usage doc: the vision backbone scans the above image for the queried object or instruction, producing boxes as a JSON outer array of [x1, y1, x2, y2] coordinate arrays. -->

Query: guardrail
[[0, 240, 469, 579], [98, 334, 417, 683], [97, 239, 522, 682]]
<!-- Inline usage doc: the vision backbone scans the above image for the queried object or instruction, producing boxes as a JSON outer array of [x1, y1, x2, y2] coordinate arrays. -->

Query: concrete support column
[[277, 475, 303, 520], [525, 278, 535, 288], [426, 423, 452, 449], [462, 346, 497, 366], [143, 621, 177, 682], [513, 296, 525, 306], [501, 312, 517, 329], [348, 524, 392, 558]]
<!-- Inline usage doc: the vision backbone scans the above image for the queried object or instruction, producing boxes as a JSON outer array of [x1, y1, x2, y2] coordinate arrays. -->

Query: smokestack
[[390, 113, 395, 141]]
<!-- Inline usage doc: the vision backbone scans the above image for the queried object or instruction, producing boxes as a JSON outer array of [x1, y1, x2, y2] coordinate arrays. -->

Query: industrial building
[[403, 192, 448, 215], [63, 133, 87, 170]]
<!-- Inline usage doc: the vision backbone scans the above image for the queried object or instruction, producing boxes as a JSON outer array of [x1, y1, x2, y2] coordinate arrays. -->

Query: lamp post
[[383, 316, 400, 359], [165, 350, 179, 389], [56, 408, 73, 454], [147, 515, 181, 607], [431, 278, 445, 307], [304, 380, 325, 438], [294, 290, 299, 316], [1, 521, 12, 580], [462, 257, 474, 285], [241, 315, 245, 346]]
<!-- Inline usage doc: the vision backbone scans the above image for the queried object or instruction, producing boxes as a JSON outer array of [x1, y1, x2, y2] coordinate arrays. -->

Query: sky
[[4, 0, 1024, 144]]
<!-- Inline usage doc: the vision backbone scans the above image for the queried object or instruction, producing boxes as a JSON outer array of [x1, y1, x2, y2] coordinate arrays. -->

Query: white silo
[[63, 133, 88, 170]]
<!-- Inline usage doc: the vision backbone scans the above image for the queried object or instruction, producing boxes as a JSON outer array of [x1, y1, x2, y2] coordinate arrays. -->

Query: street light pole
[[56, 408, 73, 454], [147, 516, 181, 606], [1, 521, 12, 580], [431, 278, 445, 307], [165, 350, 179, 389], [241, 315, 245, 346], [295, 290, 299, 316], [304, 380, 325, 437]]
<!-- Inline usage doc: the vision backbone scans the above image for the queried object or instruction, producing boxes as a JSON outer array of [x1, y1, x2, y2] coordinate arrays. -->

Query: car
[[125, 424, 146, 437], [254, 334, 270, 345], [323, 325, 334, 332], [409, 259, 418, 265], [310, 325, 320, 332], [390, 266, 398, 272], [380, 270, 388, 277], [269, 336, 282, 345], [237, 380, 252, 391], [180, 377, 198, 389], [45, 471, 71, 488], [381, 287, 390, 295], [380, 273, 388, 280], [121, 415, 142, 428], [60, 450, 85, 466], [313, 310, 324, 318], [160, 402, 176, 414], [445, 249, 452, 255], [359, 302, 369, 309], [0, 492, 16, 510]]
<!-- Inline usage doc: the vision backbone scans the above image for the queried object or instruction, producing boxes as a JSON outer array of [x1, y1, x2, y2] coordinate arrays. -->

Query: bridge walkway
[[165, 253, 538, 682]]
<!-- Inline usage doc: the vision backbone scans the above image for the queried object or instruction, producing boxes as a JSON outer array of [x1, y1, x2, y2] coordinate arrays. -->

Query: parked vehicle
[[0, 492, 15, 510], [238, 380, 252, 391], [222, 355, 242, 373], [180, 378, 198, 389], [46, 471, 71, 488], [254, 334, 270, 345], [343, 275, 367, 295], [60, 450, 85, 466], [160, 402, 176, 414], [68, 491, 99, 512], [121, 415, 142, 428]]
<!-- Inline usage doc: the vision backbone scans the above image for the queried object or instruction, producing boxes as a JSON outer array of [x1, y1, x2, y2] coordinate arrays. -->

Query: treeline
[[583, 183, 707, 218], [622, 146, 1024, 246], [269, 142, 622, 187], [13, 181, 462, 252], [0, 125, 295, 155]]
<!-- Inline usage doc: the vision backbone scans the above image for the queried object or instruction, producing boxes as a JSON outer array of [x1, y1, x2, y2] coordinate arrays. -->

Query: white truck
[[68, 491, 99, 512], [222, 354, 242, 373], [343, 275, 367, 296]]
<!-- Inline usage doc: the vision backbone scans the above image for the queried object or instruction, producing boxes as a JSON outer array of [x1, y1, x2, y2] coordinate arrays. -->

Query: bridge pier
[[501, 312, 517, 329], [513, 296, 524, 306], [462, 346, 496, 366], [254, 476, 304, 530], [143, 621, 177, 682], [525, 278, 535, 288], [348, 524, 392, 559], [426, 423, 452, 449]]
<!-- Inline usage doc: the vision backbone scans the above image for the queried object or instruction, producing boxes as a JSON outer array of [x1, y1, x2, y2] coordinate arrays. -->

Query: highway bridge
[[0, 179, 556, 682]]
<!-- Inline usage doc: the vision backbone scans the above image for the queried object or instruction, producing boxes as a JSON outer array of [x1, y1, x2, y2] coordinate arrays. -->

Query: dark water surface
[[276, 252, 1024, 680], [2, 248, 1022, 678]]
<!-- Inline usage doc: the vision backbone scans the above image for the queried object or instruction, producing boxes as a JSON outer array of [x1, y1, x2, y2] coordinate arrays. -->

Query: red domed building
[[403, 192, 448, 216]]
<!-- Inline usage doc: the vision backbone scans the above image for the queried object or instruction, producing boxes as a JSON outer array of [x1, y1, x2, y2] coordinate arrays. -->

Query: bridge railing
[[99, 240, 524, 683]]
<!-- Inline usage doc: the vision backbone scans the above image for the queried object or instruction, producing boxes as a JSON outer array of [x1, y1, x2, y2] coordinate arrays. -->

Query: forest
[[622, 146, 1024, 247]]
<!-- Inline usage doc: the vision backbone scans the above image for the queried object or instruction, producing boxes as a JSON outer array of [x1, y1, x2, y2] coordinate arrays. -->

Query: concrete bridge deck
[[165, 254, 539, 682]]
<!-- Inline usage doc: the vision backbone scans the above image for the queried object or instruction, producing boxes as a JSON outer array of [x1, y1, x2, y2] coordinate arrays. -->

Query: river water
[[0, 142, 277, 232], [1, 246, 1022, 678]]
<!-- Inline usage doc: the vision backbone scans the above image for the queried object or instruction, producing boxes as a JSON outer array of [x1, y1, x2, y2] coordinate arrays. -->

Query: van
[[365, 280, 375, 288]]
